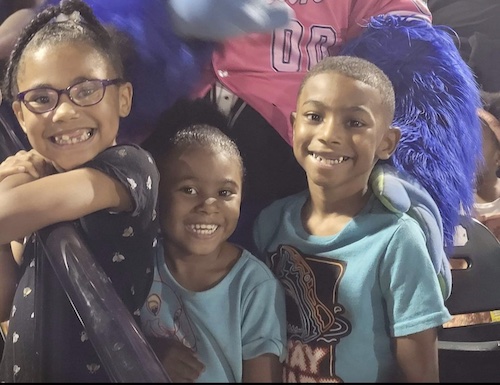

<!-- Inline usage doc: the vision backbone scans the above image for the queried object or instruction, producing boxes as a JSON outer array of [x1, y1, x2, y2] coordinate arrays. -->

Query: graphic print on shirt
[[269, 245, 350, 382], [271, 20, 336, 72], [142, 282, 197, 351]]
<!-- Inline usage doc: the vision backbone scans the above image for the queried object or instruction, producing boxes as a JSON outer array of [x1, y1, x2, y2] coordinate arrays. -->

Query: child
[[252, 56, 451, 382], [0, 0, 160, 382], [445, 91, 500, 327], [140, 100, 287, 383], [473, 91, 500, 238]]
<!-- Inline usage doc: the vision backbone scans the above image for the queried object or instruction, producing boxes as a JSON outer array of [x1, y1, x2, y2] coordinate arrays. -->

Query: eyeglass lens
[[21, 80, 108, 113]]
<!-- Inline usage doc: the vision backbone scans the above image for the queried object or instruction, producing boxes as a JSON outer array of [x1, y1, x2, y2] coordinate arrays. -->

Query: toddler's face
[[158, 145, 243, 258], [291, 71, 397, 195]]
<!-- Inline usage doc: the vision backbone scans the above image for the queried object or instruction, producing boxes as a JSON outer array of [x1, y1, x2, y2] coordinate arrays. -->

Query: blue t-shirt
[[253, 190, 451, 383], [141, 244, 287, 382]]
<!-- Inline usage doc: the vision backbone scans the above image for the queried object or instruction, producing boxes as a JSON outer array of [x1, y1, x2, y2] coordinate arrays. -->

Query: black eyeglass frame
[[16, 78, 124, 114]]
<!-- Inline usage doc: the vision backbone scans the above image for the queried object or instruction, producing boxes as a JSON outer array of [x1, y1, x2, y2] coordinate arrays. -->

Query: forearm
[[0, 182, 40, 244], [0, 243, 20, 322], [395, 328, 440, 382], [0, 172, 37, 193], [243, 353, 283, 383]]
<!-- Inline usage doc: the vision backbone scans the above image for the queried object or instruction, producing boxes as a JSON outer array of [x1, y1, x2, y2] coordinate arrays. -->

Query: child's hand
[[478, 108, 500, 139], [0, 163, 27, 182], [149, 338, 205, 382], [0, 150, 55, 182]]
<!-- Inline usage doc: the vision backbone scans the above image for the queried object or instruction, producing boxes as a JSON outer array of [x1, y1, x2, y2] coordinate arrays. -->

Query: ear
[[118, 81, 133, 118], [290, 111, 297, 127], [290, 111, 297, 142], [12, 101, 28, 134], [376, 126, 401, 160]]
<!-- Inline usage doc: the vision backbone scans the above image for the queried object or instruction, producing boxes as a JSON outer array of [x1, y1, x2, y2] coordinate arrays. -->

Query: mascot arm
[[371, 163, 452, 300], [167, 0, 294, 41]]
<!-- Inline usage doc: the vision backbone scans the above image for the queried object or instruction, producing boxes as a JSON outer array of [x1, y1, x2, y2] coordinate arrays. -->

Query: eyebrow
[[21, 77, 95, 90], [302, 99, 371, 113], [174, 176, 241, 186]]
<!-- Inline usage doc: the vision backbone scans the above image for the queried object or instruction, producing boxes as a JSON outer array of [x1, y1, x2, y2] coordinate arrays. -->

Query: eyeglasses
[[17, 78, 123, 114]]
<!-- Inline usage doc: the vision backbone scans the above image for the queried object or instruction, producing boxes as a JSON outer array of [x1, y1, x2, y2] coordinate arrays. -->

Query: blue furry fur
[[341, 15, 482, 251]]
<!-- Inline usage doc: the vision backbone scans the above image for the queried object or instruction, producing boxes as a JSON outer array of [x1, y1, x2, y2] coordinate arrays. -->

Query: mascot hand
[[167, 0, 294, 41]]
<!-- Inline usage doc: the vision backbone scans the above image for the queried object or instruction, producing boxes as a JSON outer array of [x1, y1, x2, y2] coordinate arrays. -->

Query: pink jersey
[[194, 0, 431, 144]]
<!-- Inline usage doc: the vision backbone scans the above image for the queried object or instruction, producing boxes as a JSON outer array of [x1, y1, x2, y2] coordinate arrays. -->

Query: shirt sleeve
[[348, 0, 432, 40], [241, 275, 288, 362], [379, 217, 451, 337], [355, 0, 431, 20], [82, 144, 159, 220]]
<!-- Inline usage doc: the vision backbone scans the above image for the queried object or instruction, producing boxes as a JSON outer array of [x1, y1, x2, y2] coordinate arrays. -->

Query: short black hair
[[298, 56, 395, 119], [143, 98, 245, 179]]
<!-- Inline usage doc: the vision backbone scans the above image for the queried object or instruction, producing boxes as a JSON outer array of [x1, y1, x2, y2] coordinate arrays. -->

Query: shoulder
[[367, 197, 427, 243], [85, 144, 159, 181], [381, 0, 431, 22], [236, 249, 281, 285], [258, 190, 307, 220], [253, 191, 307, 250], [96, 144, 155, 165]]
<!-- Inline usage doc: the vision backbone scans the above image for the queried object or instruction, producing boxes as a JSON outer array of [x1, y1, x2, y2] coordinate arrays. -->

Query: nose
[[198, 196, 218, 213], [318, 118, 343, 144], [51, 94, 78, 121]]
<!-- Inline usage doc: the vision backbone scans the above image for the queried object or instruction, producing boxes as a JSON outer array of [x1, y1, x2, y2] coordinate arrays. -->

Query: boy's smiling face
[[291, 71, 399, 197]]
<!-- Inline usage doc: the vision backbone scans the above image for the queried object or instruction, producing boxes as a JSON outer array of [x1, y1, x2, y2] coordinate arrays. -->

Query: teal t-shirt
[[253, 191, 451, 382], [141, 245, 287, 382]]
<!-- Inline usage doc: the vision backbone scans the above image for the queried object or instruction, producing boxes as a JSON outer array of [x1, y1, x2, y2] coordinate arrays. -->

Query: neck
[[302, 184, 371, 236]]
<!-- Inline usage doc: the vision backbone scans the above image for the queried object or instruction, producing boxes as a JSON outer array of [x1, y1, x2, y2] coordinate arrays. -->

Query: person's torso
[[196, 0, 431, 144], [0, 145, 160, 382], [141, 246, 285, 383], [254, 191, 450, 382]]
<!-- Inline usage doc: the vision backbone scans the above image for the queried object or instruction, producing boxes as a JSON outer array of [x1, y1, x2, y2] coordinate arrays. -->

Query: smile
[[188, 223, 219, 235], [310, 152, 350, 165], [52, 129, 94, 145]]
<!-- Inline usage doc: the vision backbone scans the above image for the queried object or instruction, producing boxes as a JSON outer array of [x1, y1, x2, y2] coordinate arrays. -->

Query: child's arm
[[0, 149, 55, 188], [0, 242, 21, 322], [0, 167, 132, 244], [395, 328, 440, 382], [243, 353, 283, 382]]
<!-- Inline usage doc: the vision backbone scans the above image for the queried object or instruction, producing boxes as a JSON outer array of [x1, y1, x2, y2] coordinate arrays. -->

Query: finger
[[478, 108, 500, 131], [162, 350, 204, 381], [166, 344, 205, 374], [0, 165, 27, 182], [4, 160, 41, 179], [21, 163, 40, 179]]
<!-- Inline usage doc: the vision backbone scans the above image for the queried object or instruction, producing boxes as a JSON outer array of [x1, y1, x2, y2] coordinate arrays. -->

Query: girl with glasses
[[0, 0, 160, 382]]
